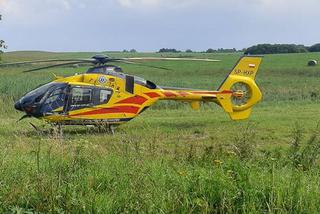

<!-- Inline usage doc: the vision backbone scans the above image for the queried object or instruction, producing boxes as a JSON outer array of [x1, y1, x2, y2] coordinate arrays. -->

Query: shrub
[[288, 123, 320, 170]]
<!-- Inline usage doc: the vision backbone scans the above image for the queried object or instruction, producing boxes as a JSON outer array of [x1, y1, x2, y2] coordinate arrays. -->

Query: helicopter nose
[[14, 100, 23, 111]]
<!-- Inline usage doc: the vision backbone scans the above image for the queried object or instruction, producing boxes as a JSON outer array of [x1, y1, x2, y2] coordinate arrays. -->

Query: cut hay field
[[0, 51, 320, 213]]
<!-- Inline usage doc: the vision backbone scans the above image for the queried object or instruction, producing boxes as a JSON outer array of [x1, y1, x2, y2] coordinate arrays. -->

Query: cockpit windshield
[[25, 82, 66, 103], [26, 82, 56, 97]]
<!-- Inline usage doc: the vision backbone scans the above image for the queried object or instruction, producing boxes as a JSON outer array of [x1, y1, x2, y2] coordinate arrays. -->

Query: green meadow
[[0, 51, 320, 213]]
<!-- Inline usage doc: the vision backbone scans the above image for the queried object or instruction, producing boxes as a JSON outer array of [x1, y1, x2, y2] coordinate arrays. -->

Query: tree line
[[155, 44, 320, 54], [244, 43, 320, 55]]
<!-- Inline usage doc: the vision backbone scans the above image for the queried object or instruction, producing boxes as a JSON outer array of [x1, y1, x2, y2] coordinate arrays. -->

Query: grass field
[[0, 51, 320, 213]]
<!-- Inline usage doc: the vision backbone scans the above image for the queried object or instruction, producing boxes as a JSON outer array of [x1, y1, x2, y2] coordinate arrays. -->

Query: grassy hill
[[0, 51, 320, 213]]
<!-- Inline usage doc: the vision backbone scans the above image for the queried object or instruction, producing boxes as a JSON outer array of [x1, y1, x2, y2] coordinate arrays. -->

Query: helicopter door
[[67, 86, 94, 112], [66, 86, 113, 112]]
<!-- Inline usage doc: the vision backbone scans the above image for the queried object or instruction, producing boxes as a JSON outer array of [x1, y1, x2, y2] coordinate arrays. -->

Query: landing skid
[[96, 124, 117, 135], [51, 122, 118, 135], [51, 124, 64, 139]]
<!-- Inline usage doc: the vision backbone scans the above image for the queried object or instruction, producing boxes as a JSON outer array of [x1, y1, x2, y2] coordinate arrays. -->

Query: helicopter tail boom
[[158, 56, 263, 120]]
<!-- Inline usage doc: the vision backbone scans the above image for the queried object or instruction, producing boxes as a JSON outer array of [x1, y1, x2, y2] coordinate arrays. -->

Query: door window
[[71, 87, 92, 106], [99, 89, 112, 104], [67, 86, 113, 111], [67, 87, 93, 111]]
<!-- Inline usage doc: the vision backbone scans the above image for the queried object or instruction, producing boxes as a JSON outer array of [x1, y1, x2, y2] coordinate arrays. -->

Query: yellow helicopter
[[1, 55, 263, 133]]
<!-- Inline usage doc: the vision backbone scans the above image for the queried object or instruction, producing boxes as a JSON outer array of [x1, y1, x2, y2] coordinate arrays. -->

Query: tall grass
[[0, 124, 320, 213]]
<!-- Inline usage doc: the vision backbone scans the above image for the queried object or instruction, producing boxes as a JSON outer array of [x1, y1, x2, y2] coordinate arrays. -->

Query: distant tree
[[130, 49, 137, 53], [122, 49, 129, 53], [185, 49, 193, 53], [158, 48, 181, 53], [0, 14, 6, 61], [206, 48, 216, 53], [309, 43, 320, 52], [206, 48, 238, 53], [217, 48, 237, 53], [0, 40, 5, 50], [245, 44, 308, 55]]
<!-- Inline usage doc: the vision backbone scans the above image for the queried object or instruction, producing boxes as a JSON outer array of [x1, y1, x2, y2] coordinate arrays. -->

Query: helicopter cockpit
[[14, 82, 68, 117], [15, 82, 113, 118]]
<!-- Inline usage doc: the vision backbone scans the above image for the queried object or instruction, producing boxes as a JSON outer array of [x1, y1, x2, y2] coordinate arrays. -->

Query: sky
[[0, 0, 319, 52]]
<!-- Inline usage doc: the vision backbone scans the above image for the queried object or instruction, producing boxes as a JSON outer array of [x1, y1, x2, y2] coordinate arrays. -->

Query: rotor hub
[[92, 54, 110, 64], [231, 82, 252, 107]]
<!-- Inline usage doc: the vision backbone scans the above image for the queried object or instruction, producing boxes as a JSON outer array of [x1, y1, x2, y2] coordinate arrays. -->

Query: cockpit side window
[[71, 87, 93, 106]]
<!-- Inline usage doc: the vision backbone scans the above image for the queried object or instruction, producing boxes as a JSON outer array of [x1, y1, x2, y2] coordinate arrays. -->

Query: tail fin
[[217, 56, 263, 120]]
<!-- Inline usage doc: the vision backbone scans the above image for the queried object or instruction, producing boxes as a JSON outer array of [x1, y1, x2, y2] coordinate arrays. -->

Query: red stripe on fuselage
[[116, 95, 147, 105], [71, 106, 140, 116], [178, 91, 189, 96], [163, 91, 177, 97], [190, 90, 232, 95], [144, 92, 161, 98]]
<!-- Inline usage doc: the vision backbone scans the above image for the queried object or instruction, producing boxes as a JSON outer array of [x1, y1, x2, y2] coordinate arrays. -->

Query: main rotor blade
[[0, 58, 95, 67], [23, 61, 87, 73], [118, 60, 172, 71], [122, 57, 221, 62]]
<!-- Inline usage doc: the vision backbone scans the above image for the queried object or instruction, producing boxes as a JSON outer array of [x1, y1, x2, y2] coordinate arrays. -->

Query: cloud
[[116, 0, 198, 9], [115, 0, 320, 13], [2, 0, 319, 17], [0, 0, 91, 25], [118, 0, 159, 8], [1, 0, 319, 52]]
